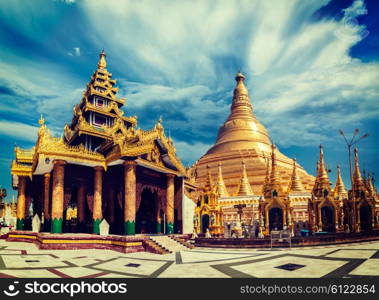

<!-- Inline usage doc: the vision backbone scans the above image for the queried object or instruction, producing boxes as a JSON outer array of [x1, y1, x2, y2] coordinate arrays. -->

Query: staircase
[[169, 235, 195, 249], [144, 239, 171, 255], [149, 235, 192, 253]]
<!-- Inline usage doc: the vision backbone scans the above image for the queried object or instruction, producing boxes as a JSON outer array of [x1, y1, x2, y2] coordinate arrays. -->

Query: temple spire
[[313, 145, 331, 197], [270, 144, 280, 186], [237, 161, 253, 196], [233, 72, 249, 98], [97, 49, 107, 69], [334, 165, 347, 198], [262, 154, 271, 194], [265, 143, 281, 197], [318, 144, 330, 184], [366, 173, 376, 197], [353, 148, 366, 192], [215, 162, 229, 197], [204, 165, 213, 191], [229, 71, 254, 119], [289, 158, 304, 192], [204, 71, 272, 156]]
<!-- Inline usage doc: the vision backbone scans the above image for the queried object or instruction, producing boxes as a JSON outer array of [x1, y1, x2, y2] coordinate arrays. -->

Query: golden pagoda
[[193, 72, 314, 197], [236, 161, 254, 196], [193, 72, 315, 235], [334, 165, 348, 200], [191, 72, 379, 236], [289, 158, 305, 193], [10, 51, 193, 236], [366, 173, 376, 198], [215, 162, 229, 198], [353, 148, 367, 195]]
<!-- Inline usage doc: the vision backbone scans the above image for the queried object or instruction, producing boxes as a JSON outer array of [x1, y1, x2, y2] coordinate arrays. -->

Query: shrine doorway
[[269, 207, 283, 231], [136, 189, 157, 234], [201, 214, 210, 233], [360, 204, 372, 231], [63, 186, 79, 234], [321, 206, 335, 232]]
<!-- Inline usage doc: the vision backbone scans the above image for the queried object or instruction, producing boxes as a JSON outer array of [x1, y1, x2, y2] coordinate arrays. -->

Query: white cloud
[[68, 47, 81, 57], [0, 0, 378, 166], [119, 81, 212, 108], [0, 120, 39, 142], [0, 56, 84, 134]]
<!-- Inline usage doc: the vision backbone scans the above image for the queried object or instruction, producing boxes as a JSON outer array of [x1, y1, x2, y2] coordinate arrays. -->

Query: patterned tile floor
[[0, 239, 378, 278]]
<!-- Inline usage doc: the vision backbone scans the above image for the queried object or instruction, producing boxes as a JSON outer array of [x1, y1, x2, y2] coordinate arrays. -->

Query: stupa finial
[[97, 49, 107, 69]]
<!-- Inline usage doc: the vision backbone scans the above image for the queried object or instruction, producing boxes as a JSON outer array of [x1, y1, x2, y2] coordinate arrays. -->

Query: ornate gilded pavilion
[[11, 51, 196, 235], [193, 72, 379, 236]]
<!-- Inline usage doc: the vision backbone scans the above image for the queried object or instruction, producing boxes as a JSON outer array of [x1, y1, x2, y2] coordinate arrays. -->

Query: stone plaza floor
[[0, 239, 378, 278]]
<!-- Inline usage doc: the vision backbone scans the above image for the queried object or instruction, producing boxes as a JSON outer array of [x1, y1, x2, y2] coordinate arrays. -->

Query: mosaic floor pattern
[[0, 240, 378, 278]]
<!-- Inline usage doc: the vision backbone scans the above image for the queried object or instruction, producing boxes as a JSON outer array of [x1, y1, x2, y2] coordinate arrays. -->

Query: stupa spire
[[270, 144, 280, 186], [230, 71, 253, 118], [318, 144, 329, 184], [313, 145, 331, 197], [204, 165, 213, 191], [262, 154, 271, 194], [353, 148, 366, 192], [334, 165, 347, 198], [265, 143, 281, 197], [237, 161, 253, 196], [215, 162, 229, 197], [97, 49, 107, 69], [289, 158, 304, 192], [366, 173, 376, 196]]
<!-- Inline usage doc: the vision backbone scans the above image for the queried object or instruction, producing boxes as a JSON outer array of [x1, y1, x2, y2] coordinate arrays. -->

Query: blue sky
[[0, 0, 378, 200]]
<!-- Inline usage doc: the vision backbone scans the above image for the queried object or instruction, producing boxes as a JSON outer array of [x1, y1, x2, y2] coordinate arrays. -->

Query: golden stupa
[[194, 72, 315, 194]]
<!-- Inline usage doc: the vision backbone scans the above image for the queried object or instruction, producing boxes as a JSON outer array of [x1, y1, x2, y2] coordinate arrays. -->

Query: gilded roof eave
[[30, 118, 187, 177], [10, 160, 33, 178]]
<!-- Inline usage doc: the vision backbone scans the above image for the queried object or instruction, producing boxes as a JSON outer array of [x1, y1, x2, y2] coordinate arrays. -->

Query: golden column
[[124, 161, 137, 235], [166, 174, 175, 234], [43, 173, 51, 231], [77, 179, 86, 232], [16, 176, 26, 230], [51, 160, 66, 233], [93, 166, 103, 234]]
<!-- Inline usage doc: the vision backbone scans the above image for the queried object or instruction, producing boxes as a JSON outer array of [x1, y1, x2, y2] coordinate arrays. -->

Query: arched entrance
[[269, 207, 283, 231], [136, 189, 157, 234], [201, 214, 210, 233], [321, 206, 335, 232], [360, 204, 372, 231]]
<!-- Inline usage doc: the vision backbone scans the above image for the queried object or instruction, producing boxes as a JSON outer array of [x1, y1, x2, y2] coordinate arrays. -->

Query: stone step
[[149, 235, 190, 253], [168, 235, 195, 249], [145, 239, 171, 255]]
